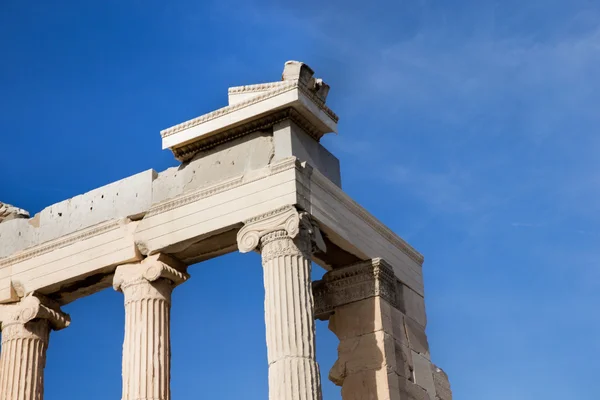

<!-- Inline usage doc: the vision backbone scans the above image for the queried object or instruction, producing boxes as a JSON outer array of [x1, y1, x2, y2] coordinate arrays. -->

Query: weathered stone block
[[331, 330, 396, 381], [273, 119, 341, 187], [397, 375, 432, 400], [0, 218, 39, 258], [395, 340, 414, 380], [340, 370, 402, 400], [398, 283, 427, 328], [405, 316, 430, 358], [37, 169, 156, 245], [152, 132, 274, 204], [328, 296, 394, 340], [412, 351, 436, 399], [431, 364, 452, 400], [391, 307, 409, 346]]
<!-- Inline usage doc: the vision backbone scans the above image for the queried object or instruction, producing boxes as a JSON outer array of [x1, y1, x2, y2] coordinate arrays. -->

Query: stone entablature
[[0, 156, 424, 305]]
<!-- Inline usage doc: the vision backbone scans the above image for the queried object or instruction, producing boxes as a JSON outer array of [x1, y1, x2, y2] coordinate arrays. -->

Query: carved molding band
[[143, 157, 301, 219], [172, 107, 324, 162], [227, 81, 289, 95], [0, 219, 122, 268], [313, 258, 398, 319], [0, 293, 71, 332]]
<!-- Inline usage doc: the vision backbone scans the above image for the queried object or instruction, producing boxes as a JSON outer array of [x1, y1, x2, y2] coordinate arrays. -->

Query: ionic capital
[[113, 253, 189, 292], [313, 258, 398, 319], [236, 206, 326, 254], [0, 293, 70, 331]]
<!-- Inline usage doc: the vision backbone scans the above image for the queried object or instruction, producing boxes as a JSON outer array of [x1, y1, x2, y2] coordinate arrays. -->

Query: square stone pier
[[0, 61, 452, 400]]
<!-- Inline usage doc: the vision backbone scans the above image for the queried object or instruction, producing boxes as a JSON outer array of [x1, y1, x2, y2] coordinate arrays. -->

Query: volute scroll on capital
[[0, 293, 70, 331], [236, 206, 326, 254], [113, 253, 189, 292]]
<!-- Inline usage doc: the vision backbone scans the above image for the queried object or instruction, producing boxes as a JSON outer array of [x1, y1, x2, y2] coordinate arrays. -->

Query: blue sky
[[1, 0, 599, 399]]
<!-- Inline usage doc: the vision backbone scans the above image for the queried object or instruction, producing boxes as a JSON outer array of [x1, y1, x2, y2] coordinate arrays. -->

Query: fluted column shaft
[[261, 230, 322, 400], [113, 254, 188, 400], [121, 278, 172, 400], [0, 321, 49, 400], [237, 206, 325, 400], [0, 295, 70, 400]]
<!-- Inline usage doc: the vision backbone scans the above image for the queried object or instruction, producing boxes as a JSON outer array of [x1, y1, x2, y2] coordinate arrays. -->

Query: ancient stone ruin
[[0, 61, 452, 400]]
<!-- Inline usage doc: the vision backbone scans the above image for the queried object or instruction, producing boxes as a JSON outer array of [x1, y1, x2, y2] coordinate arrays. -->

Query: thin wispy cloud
[[236, 2, 600, 221]]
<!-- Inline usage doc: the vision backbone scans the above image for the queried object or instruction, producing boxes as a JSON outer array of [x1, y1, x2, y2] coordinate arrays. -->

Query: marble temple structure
[[0, 61, 452, 400]]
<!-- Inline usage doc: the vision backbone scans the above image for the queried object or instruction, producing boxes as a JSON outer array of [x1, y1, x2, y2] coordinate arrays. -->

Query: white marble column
[[238, 206, 326, 400], [113, 253, 189, 400], [0, 294, 70, 400]]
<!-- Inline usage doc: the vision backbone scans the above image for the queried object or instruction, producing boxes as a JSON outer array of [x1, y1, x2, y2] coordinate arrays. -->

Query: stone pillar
[[113, 253, 189, 400], [313, 259, 452, 400], [237, 206, 326, 400], [0, 294, 70, 400]]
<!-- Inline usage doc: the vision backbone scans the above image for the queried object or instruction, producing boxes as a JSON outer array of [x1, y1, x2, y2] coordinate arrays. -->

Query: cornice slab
[[171, 108, 323, 162], [162, 80, 338, 139], [161, 81, 338, 161]]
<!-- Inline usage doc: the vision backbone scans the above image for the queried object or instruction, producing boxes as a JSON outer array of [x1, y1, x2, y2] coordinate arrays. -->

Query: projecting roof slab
[[160, 61, 338, 161]]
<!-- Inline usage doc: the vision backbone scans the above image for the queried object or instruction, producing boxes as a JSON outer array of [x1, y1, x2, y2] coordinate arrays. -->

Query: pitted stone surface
[[37, 169, 156, 244], [0, 170, 156, 259], [152, 131, 274, 204]]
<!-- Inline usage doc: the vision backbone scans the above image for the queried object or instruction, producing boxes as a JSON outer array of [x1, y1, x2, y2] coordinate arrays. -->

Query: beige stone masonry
[[237, 206, 325, 400], [0, 294, 70, 400], [0, 60, 448, 399], [314, 259, 452, 400], [113, 254, 189, 400]]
